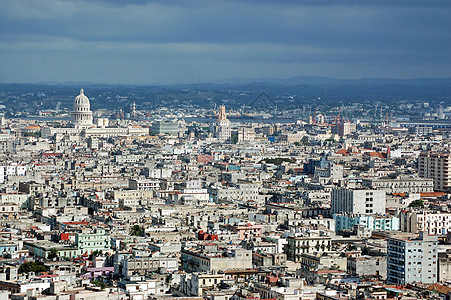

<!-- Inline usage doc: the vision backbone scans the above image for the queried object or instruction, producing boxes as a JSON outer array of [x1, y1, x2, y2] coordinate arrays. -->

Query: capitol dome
[[71, 88, 93, 128], [74, 88, 91, 111]]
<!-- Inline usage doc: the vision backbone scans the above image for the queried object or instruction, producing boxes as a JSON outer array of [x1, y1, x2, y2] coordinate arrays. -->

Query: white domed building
[[71, 88, 93, 128], [41, 88, 150, 138]]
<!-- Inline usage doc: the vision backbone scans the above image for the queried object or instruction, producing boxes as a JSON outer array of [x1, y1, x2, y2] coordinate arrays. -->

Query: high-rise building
[[338, 122, 356, 137], [418, 152, 451, 192], [131, 101, 136, 118], [387, 232, 438, 285], [71, 88, 93, 128], [331, 188, 386, 215], [237, 126, 255, 142], [212, 105, 231, 142]]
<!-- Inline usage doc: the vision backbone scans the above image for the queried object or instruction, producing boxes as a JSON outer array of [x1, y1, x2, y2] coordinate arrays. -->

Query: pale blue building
[[334, 214, 400, 234]]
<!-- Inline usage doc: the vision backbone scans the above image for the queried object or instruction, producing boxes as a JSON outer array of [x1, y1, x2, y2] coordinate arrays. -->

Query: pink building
[[230, 223, 263, 240]]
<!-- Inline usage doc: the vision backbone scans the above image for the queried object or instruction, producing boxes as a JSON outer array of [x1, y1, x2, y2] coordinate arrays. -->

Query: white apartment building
[[286, 235, 332, 262], [181, 248, 252, 273], [114, 154, 146, 164], [0, 165, 27, 183], [362, 177, 434, 194], [180, 273, 225, 297], [387, 232, 438, 285], [331, 188, 386, 215], [338, 122, 356, 137], [0, 193, 29, 208], [113, 190, 154, 201], [129, 179, 160, 190], [418, 152, 451, 192], [238, 126, 256, 142], [209, 184, 260, 203], [399, 210, 451, 235]]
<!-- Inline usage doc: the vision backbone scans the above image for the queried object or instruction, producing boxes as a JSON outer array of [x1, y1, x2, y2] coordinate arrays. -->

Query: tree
[[166, 274, 173, 283], [18, 262, 47, 274], [409, 199, 424, 208], [263, 158, 295, 165], [88, 250, 102, 261], [130, 225, 145, 236], [23, 131, 41, 138], [231, 132, 238, 144], [92, 279, 106, 290], [48, 248, 58, 260]]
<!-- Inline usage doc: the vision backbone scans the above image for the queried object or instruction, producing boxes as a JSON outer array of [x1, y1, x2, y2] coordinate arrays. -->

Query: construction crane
[[329, 110, 342, 125]]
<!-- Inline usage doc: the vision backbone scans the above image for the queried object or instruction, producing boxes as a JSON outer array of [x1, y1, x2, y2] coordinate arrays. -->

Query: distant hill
[[208, 76, 451, 87], [0, 76, 449, 111]]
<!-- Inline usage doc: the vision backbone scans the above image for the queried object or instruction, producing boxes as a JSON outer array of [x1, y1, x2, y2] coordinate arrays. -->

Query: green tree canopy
[[231, 132, 238, 144], [92, 279, 106, 290], [48, 248, 58, 260], [19, 262, 48, 274], [130, 225, 145, 236], [263, 158, 295, 165], [409, 199, 424, 208]]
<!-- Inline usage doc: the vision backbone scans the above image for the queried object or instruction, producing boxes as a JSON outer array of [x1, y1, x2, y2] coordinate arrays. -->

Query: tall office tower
[[418, 152, 451, 192], [387, 232, 438, 285]]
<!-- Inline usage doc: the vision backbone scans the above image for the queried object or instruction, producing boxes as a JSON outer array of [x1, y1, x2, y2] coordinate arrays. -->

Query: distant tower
[[218, 105, 227, 121], [71, 88, 93, 128], [131, 101, 136, 118], [212, 105, 231, 142]]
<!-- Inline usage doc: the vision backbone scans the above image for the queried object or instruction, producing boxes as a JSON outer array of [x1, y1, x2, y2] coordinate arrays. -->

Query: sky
[[0, 0, 450, 85]]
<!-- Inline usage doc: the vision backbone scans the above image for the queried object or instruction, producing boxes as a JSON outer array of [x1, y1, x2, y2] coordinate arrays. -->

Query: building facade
[[152, 120, 179, 135], [334, 214, 400, 234], [331, 188, 386, 215], [338, 122, 356, 137], [212, 105, 231, 142], [418, 152, 451, 192], [347, 256, 387, 279], [181, 248, 252, 272], [75, 228, 111, 255], [387, 233, 438, 285], [286, 235, 332, 262], [399, 210, 451, 235], [362, 177, 434, 194]]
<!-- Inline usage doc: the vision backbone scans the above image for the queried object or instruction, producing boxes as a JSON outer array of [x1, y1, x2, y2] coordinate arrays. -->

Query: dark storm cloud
[[0, 0, 450, 84]]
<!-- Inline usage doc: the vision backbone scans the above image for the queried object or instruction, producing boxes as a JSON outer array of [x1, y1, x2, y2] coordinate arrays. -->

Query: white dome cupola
[[71, 88, 93, 128], [74, 88, 91, 111]]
